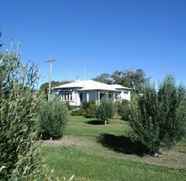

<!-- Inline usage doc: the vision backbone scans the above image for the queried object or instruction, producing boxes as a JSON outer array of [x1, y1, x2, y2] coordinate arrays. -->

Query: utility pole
[[46, 59, 56, 95]]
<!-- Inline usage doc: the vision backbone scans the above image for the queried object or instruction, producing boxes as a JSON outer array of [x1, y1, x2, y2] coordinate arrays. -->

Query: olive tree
[[0, 53, 41, 179]]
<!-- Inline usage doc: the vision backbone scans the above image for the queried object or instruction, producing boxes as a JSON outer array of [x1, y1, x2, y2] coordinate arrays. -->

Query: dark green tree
[[94, 69, 149, 93], [129, 84, 160, 154], [94, 73, 113, 84], [39, 80, 71, 96], [128, 75, 186, 155], [158, 75, 186, 147]]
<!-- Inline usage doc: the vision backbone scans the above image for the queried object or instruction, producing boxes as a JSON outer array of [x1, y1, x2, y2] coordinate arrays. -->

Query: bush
[[117, 100, 130, 121], [0, 52, 68, 180], [0, 53, 42, 179], [71, 108, 86, 116], [128, 75, 186, 155], [82, 101, 97, 118], [96, 100, 115, 125], [38, 98, 68, 140], [128, 85, 160, 154], [71, 101, 97, 118], [158, 76, 186, 147]]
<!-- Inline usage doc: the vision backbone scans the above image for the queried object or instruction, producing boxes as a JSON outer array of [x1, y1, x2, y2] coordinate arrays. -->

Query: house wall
[[119, 90, 131, 101], [53, 88, 131, 106], [89, 91, 97, 102], [53, 89, 81, 106], [79, 91, 97, 104], [81, 92, 87, 103], [71, 90, 81, 106]]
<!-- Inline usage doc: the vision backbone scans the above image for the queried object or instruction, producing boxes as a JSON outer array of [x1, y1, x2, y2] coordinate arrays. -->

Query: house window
[[80, 93, 83, 102], [123, 90, 128, 94], [63, 92, 72, 101], [69, 93, 72, 101]]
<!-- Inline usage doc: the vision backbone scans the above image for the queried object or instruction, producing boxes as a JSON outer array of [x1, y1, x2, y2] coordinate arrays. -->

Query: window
[[62, 92, 72, 101], [123, 90, 128, 94]]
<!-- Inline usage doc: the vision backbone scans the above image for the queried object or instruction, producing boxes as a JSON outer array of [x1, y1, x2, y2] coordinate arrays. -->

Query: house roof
[[53, 80, 130, 92], [110, 84, 132, 90]]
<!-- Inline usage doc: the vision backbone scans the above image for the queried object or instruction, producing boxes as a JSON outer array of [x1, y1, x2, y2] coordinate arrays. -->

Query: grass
[[64, 116, 128, 137], [42, 116, 186, 181]]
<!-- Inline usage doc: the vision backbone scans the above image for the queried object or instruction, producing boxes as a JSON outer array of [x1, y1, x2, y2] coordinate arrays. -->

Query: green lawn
[[42, 116, 186, 181], [65, 115, 129, 137]]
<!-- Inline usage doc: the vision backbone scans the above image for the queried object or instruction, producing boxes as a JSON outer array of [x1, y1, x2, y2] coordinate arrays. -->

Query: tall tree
[[39, 80, 71, 94], [94, 73, 113, 84], [94, 69, 148, 93]]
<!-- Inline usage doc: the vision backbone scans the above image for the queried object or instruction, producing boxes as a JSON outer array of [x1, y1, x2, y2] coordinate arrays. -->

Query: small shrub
[[65, 102, 77, 111], [96, 100, 115, 125], [71, 108, 86, 116], [71, 101, 97, 118], [117, 100, 130, 121], [38, 98, 68, 140], [82, 101, 97, 118]]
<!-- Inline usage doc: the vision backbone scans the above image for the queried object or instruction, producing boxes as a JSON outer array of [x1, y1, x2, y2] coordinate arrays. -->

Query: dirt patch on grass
[[144, 149, 186, 169], [42, 135, 87, 147]]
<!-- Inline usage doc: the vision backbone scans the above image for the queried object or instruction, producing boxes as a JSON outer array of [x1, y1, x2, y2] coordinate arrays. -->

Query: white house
[[52, 80, 131, 106]]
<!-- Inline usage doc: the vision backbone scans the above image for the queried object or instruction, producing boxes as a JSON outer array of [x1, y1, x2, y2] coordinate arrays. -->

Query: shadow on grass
[[97, 133, 149, 156], [87, 120, 104, 125]]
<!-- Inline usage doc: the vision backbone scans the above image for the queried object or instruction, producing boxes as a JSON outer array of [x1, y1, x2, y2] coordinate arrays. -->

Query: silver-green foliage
[[37, 98, 68, 140], [96, 100, 115, 125], [117, 100, 130, 121], [0, 53, 41, 179], [0, 53, 73, 180]]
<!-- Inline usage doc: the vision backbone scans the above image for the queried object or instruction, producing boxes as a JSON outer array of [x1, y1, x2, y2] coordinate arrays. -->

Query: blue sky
[[1, 0, 186, 85]]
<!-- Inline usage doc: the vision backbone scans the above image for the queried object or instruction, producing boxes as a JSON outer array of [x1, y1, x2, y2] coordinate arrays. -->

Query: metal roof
[[53, 80, 131, 92]]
